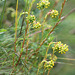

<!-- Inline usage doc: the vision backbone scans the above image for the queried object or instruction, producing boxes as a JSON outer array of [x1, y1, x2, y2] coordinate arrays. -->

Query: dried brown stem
[[15, 52, 22, 67]]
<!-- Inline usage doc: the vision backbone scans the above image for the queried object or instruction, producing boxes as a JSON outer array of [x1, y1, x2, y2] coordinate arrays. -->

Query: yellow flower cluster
[[52, 41, 69, 54], [37, 0, 50, 10], [44, 60, 54, 70], [26, 15, 35, 23], [50, 10, 59, 18], [33, 21, 41, 28]]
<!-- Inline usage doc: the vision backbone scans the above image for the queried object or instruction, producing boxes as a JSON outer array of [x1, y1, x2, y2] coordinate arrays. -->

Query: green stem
[[0, 0, 6, 28], [15, 0, 35, 67]]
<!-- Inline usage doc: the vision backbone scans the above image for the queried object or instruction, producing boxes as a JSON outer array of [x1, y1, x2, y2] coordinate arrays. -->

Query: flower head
[[44, 60, 54, 70], [52, 41, 69, 54], [33, 21, 41, 28], [26, 15, 35, 23], [50, 10, 59, 18], [37, 0, 50, 10]]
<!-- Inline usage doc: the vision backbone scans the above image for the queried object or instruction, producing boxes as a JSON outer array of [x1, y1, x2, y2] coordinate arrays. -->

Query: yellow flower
[[52, 41, 69, 54], [44, 60, 54, 70], [37, 0, 50, 10], [50, 10, 59, 18], [26, 15, 35, 23], [33, 21, 41, 28]]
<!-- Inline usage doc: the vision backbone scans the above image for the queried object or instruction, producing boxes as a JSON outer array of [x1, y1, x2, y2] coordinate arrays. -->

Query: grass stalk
[[13, 0, 18, 69], [14, 0, 18, 53], [0, 0, 6, 28]]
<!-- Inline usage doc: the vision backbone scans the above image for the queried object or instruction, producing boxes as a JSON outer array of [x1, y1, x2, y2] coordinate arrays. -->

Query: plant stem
[[13, 0, 18, 68], [19, 0, 29, 36], [14, 0, 18, 53], [25, 0, 36, 64], [25, 25, 30, 63], [15, 0, 35, 67], [19, 16, 25, 36], [59, 0, 66, 19], [41, 11, 47, 42], [0, 0, 6, 28], [47, 69, 51, 75], [43, 69, 45, 75], [45, 42, 53, 59]]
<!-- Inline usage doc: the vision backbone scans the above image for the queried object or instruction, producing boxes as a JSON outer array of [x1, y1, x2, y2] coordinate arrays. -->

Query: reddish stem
[[59, 0, 66, 19]]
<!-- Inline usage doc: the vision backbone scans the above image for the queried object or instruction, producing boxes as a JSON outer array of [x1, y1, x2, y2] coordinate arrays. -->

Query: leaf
[[0, 29, 7, 34]]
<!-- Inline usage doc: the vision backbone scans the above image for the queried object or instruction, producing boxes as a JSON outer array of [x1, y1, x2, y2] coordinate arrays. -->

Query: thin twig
[[59, 0, 66, 19], [25, 25, 30, 63], [18, 0, 29, 36]]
